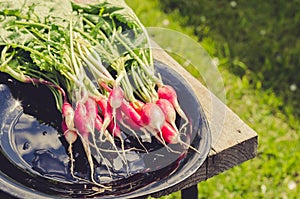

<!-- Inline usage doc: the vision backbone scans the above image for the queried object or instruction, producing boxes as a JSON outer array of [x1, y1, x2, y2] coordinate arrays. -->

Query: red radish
[[160, 122, 180, 144], [95, 96, 113, 137], [64, 128, 78, 145], [97, 86, 123, 133], [73, 99, 112, 188], [62, 101, 75, 130], [117, 111, 149, 153], [96, 97, 113, 134], [108, 86, 124, 109], [96, 96, 127, 164], [62, 120, 78, 143], [122, 115, 141, 131], [95, 96, 107, 115], [130, 100, 144, 115], [139, 103, 167, 147], [95, 114, 103, 131], [158, 85, 189, 133], [84, 97, 98, 120], [160, 121, 201, 154], [156, 99, 177, 131], [157, 85, 188, 122], [121, 101, 143, 126], [107, 108, 122, 138], [140, 103, 165, 130], [73, 100, 101, 185], [61, 119, 68, 133], [61, 119, 78, 179], [62, 101, 74, 116], [74, 101, 92, 138], [107, 86, 124, 138]]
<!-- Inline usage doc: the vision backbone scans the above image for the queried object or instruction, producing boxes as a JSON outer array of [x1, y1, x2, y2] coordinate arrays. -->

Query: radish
[[84, 97, 98, 121], [117, 107, 149, 152], [120, 101, 151, 145], [108, 86, 124, 109], [96, 93, 127, 164], [156, 98, 178, 132], [130, 100, 144, 115], [74, 101, 92, 138], [62, 101, 75, 130], [157, 85, 189, 133], [74, 99, 114, 186], [73, 100, 97, 183], [62, 119, 78, 179], [107, 86, 124, 139], [95, 114, 103, 131], [96, 97, 113, 136], [97, 86, 124, 134], [140, 103, 165, 130], [108, 89, 130, 167], [160, 122, 179, 144], [139, 103, 169, 148], [120, 100, 143, 126], [160, 121, 201, 154], [108, 110, 128, 167]]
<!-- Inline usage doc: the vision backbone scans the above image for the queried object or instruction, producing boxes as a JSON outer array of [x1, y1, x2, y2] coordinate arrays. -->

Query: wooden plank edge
[[149, 135, 258, 198]]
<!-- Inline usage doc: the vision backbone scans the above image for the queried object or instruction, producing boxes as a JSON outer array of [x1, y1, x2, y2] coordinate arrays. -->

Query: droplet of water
[[23, 141, 31, 150]]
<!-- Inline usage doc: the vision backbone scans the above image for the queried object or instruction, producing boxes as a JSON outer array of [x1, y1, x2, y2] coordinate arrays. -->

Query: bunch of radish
[[0, 0, 199, 189], [58, 80, 193, 186]]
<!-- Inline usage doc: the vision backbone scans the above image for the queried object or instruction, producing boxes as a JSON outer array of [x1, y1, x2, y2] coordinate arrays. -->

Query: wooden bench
[[149, 48, 258, 199]]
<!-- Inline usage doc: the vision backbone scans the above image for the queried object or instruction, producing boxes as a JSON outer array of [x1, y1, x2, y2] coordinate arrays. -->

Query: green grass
[[159, 0, 300, 120], [126, 0, 300, 198]]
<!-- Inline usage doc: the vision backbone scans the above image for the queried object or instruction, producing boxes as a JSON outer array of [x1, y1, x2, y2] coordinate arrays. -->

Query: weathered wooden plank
[[150, 137, 258, 198], [148, 46, 258, 198]]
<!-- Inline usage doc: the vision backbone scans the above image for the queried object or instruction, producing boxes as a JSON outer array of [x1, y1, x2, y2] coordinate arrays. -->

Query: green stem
[[14, 21, 50, 29], [81, 16, 118, 57], [115, 33, 160, 84], [131, 66, 151, 102]]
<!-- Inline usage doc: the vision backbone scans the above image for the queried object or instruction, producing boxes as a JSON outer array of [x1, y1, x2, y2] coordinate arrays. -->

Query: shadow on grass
[[159, 0, 300, 119]]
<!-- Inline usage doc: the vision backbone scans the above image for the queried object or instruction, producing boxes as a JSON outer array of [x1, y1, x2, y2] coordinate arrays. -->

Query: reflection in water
[[32, 149, 68, 177], [14, 114, 62, 156], [12, 112, 70, 180]]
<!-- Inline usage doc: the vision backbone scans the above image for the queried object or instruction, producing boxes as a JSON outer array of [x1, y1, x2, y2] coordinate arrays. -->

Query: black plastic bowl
[[0, 60, 211, 199]]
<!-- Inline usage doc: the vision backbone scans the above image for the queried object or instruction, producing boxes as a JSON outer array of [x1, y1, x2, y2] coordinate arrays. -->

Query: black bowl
[[0, 60, 211, 198]]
